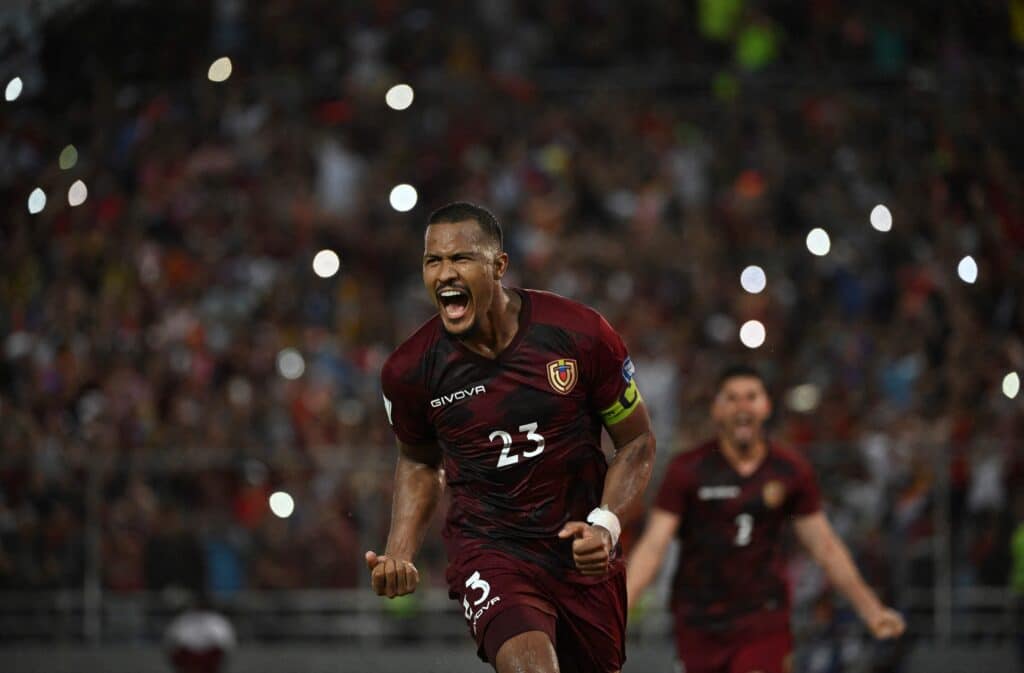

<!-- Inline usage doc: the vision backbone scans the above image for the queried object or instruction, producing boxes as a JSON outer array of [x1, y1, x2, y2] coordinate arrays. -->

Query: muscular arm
[[601, 401, 657, 524], [384, 441, 444, 559], [794, 512, 905, 638], [366, 441, 443, 597], [560, 402, 656, 575], [625, 507, 679, 609]]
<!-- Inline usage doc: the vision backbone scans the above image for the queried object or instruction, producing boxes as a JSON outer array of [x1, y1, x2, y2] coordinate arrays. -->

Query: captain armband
[[599, 379, 642, 426]]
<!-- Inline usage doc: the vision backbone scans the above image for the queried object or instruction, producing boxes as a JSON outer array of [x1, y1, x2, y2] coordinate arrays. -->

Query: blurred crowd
[[1, 0, 1023, 661]]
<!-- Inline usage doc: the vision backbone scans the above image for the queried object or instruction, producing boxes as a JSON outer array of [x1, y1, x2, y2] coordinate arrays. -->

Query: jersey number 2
[[490, 422, 545, 468], [734, 513, 754, 546]]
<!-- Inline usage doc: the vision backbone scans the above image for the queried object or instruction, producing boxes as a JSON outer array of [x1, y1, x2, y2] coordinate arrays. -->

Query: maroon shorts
[[674, 625, 793, 673], [447, 549, 627, 673]]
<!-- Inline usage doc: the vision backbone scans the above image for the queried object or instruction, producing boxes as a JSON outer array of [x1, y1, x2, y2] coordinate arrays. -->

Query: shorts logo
[[546, 359, 578, 394], [763, 480, 786, 509], [462, 570, 501, 634]]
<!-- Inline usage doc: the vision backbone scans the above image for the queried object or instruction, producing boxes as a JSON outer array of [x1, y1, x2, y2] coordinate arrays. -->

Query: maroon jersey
[[654, 440, 821, 634], [381, 289, 641, 581]]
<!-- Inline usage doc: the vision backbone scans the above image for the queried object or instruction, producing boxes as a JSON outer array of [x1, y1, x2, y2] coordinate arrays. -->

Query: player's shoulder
[[523, 288, 606, 333], [381, 315, 443, 382]]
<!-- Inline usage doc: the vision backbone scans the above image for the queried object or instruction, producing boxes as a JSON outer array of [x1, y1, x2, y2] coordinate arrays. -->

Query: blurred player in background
[[627, 365, 904, 673], [366, 202, 657, 673], [163, 592, 236, 673]]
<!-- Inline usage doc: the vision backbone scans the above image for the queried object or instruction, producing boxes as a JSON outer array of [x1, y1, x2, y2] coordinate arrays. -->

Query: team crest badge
[[763, 480, 786, 509], [546, 359, 578, 394]]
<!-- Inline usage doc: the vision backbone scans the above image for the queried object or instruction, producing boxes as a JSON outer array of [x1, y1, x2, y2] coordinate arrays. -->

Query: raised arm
[[625, 507, 679, 609], [365, 440, 443, 598], [793, 512, 905, 639]]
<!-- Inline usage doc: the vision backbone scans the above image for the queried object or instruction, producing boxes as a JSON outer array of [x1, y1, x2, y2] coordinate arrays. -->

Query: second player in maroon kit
[[657, 439, 821, 637], [628, 366, 904, 673], [367, 202, 656, 673]]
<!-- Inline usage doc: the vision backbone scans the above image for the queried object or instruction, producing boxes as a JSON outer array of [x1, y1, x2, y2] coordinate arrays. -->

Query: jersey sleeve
[[380, 359, 435, 446], [653, 455, 691, 517], [584, 313, 643, 426], [789, 452, 823, 517]]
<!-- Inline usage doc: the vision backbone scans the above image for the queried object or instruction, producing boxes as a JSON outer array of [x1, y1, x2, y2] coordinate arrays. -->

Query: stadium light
[[312, 249, 340, 278], [1004, 372, 1020, 400], [59, 145, 78, 170], [957, 255, 978, 284], [806, 228, 831, 256], [276, 348, 305, 380], [269, 491, 295, 518], [27, 188, 46, 214], [68, 180, 88, 207], [5, 76, 22, 102], [208, 57, 233, 82], [385, 84, 414, 110], [786, 383, 821, 412], [870, 204, 892, 232], [389, 184, 418, 212], [740, 265, 767, 294], [739, 320, 766, 349]]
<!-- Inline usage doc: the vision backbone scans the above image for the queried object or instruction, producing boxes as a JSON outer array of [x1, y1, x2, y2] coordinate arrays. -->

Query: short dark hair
[[716, 364, 767, 393], [427, 201, 503, 250]]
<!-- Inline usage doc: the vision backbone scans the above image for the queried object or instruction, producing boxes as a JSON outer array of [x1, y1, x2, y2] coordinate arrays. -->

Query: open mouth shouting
[[437, 286, 472, 324], [732, 414, 756, 441]]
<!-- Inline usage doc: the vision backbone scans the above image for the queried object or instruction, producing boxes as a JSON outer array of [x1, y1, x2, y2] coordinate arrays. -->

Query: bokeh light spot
[[312, 249, 340, 278], [208, 57, 233, 82], [276, 348, 305, 380], [1003, 372, 1020, 399], [740, 265, 767, 294], [68, 180, 88, 207], [389, 184, 418, 212], [385, 84, 414, 110], [957, 255, 978, 284], [269, 491, 295, 518], [739, 320, 766, 349], [59, 145, 78, 170], [870, 204, 892, 232], [5, 76, 23, 102], [806, 228, 831, 256], [27, 188, 46, 214]]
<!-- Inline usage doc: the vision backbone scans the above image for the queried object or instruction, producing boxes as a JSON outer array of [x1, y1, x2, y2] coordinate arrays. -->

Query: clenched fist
[[866, 607, 906, 639], [365, 550, 420, 598], [558, 522, 613, 576]]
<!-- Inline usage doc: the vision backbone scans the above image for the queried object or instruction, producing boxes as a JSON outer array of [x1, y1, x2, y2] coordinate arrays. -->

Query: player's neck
[[717, 437, 768, 477], [458, 287, 521, 359]]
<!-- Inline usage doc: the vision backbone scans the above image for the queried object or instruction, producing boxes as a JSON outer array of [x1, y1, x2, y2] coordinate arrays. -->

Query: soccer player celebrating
[[627, 365, 904, 673], [367, 202, 657, 673]]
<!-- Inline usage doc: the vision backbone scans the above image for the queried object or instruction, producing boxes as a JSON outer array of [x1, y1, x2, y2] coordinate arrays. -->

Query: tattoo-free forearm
[[818, 534, 884, 620], [600, 430, 656, 524], [626, 533, 663, 604], [384, 454, 444, 560]]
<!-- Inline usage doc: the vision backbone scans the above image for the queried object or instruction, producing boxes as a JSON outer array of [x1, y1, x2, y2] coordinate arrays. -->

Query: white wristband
[[586, 507, 621, 547]]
